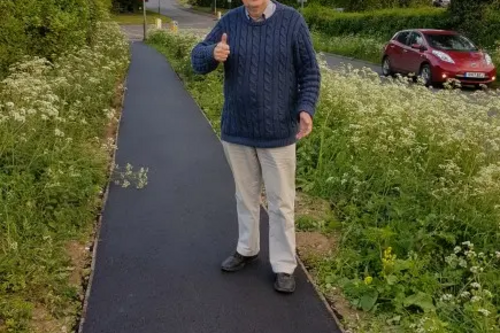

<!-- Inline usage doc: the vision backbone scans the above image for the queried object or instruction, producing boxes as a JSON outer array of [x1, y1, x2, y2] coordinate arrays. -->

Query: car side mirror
[[411, 44, 427, 51]]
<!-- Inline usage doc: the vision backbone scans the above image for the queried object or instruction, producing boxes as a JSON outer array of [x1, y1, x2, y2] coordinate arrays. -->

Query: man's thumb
[[221, 33, 228, 44]]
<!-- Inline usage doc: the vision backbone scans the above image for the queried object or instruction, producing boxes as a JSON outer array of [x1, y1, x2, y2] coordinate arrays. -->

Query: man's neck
[[246, 0, 270, 20]]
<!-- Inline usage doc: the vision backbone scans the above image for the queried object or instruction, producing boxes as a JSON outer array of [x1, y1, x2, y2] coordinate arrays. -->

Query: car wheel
[[382, 56, 393, 76], [419, 64, 432, 86]]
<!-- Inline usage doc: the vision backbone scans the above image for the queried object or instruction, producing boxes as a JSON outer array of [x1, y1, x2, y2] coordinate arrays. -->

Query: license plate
[[465, 72, 486, 78]]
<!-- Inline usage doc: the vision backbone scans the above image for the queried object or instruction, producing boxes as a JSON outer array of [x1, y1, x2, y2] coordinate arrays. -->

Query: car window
[[395, 31, 410, 45], [423, 33, 478, 52], [407, 32, 424, 46]]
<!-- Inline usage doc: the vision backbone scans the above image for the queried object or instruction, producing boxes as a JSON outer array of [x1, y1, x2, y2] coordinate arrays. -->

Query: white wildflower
[[460, 291, 470, 298], [478, 309, 491, 317], [439, 294, 454, 302], [462, 241, 473, 248], [54, 128, 65, 137], [471, 296, 482, 303]]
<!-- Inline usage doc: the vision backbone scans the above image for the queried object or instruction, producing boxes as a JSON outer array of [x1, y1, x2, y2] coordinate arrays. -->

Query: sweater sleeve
[[293, 16, 321, 118], [191, 20, 225, 74]]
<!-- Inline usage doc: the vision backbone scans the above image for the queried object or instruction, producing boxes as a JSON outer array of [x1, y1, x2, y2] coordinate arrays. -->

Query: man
[[191, 0, 320, 293]]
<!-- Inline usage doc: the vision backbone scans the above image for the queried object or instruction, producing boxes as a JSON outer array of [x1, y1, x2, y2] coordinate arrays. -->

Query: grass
[[0, 22, 132, 333], [311, 31, 384, 64], [147, 29, 500, 333], [110, 10, 172, 25]]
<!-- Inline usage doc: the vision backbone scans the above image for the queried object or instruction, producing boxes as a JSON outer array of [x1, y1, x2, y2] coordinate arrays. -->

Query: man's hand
[[296, 112, 313, 139], [213, 33, 230, 62]]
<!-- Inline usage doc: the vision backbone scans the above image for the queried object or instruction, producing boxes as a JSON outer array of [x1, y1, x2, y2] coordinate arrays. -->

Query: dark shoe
[[274, 273, 296, 293], [221, 252, 258, 272]]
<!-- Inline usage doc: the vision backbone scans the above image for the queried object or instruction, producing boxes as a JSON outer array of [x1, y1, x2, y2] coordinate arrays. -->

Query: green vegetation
[[110, 10, 172, 24], [0, 0, 112, 79], [0, 19, 130, 333], [147, 28, 500, 333], [311, 31, 384, 64], [303, 6, 448, 41]]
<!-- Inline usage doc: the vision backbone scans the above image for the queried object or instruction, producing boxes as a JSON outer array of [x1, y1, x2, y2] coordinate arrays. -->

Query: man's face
[[242, 0, 267, 10]]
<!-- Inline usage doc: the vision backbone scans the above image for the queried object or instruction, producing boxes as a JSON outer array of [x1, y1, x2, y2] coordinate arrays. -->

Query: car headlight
[[484, 53, 493, 65], [431, 50, 455, 64]]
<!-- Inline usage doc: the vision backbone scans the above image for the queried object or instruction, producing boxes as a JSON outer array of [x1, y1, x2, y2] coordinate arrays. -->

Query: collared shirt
[[245, 0, 276, 22]]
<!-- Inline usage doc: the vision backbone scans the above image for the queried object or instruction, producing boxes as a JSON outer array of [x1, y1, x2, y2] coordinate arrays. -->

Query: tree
[[448, 0, 500, 47]]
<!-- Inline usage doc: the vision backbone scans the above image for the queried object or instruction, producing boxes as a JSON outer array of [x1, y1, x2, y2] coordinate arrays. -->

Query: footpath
[[80, 41, 341, 333]]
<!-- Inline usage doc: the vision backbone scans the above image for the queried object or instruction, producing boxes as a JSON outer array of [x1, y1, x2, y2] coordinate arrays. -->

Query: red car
[[382, 29, 497, 87]]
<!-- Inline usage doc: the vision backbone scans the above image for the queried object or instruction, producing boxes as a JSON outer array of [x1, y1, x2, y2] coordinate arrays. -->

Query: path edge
[[76, 52, 130, 333]]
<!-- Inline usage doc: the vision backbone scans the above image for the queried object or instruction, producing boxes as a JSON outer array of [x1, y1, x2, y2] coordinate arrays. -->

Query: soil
[[31, 306, 70, 333], [65, 241, 88, 288]]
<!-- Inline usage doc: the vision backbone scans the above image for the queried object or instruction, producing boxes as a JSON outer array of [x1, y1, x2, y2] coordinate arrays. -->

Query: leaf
[[385, 274, 398, 285], [403, 292, 435, 312], [359, 289, 378, 311]]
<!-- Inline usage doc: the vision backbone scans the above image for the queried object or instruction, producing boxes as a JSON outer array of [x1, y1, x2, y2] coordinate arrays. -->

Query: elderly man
[[191, 0, 320, 293]]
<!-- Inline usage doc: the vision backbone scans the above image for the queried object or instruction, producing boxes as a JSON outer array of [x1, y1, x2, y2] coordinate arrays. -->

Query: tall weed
[[0, 22, 129, 332]]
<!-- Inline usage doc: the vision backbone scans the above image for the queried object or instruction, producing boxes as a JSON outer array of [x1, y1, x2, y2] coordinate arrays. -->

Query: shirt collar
[[245, 1, 276, 21]]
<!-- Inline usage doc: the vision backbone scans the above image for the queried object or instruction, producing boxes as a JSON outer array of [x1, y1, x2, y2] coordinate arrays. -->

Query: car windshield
[[424, 33, 478, 52]]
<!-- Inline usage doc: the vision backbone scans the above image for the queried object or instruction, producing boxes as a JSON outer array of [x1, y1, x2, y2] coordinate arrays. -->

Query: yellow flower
[[364, 276, 373, 285]]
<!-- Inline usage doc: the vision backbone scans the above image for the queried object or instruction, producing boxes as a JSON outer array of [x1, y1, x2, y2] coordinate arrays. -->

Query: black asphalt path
[[81, 42, 341, 333]]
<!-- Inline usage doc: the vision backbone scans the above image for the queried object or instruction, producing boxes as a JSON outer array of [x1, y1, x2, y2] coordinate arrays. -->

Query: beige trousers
[[222, 140, 297, 274]]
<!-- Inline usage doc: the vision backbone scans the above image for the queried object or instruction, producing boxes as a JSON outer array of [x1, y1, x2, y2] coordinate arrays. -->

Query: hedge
[[302, 6, 450, 39], [302, 4, 500, 49], [0, 0, 111, 78]]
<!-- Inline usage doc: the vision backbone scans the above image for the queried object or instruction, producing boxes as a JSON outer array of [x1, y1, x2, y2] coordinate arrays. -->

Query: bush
[[448, 0, 500, 48], [0, 0, 111, 78], [0, 21, 130, 333], [147, 28, 500, 333]]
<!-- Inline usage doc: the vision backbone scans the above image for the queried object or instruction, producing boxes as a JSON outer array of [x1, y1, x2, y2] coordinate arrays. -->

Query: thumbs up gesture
[[213, 33, 230, 62]]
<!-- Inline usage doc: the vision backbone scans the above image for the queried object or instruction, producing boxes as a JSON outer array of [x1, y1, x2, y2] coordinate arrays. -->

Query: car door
[[404, 31, 427, 75], [390, 31, 410, 71]]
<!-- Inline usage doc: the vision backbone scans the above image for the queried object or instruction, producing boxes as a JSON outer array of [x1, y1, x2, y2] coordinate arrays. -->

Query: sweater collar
[[244, 0, 276, 22]]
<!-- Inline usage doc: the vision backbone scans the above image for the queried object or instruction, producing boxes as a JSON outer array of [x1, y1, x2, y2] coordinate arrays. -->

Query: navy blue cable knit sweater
[[191, 1, 321, 148]]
